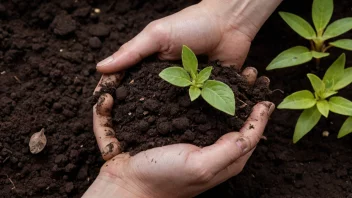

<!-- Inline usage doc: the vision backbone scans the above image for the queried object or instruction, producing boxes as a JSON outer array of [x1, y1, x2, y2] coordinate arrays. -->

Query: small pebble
[[94, 8, 101, 13], [115, 86, 128, 101], [88, 37, 102, 49], [322, 131, 329, 137]]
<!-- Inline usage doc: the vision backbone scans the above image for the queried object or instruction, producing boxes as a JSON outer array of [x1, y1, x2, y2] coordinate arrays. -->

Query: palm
[[100, 137, 253, 198]]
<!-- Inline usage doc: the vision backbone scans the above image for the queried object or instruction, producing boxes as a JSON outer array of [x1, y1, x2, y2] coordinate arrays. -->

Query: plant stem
[[323, 45, 333, 53], [313, 39, 324, 52], [310, 40, 316, 51], [315, 58, 321, 70]]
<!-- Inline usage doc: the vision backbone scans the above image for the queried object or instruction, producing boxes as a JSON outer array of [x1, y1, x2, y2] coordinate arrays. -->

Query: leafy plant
[[266, 0, 352, 70], [159, 45, 235, 116], [278, 54, 352, 142]]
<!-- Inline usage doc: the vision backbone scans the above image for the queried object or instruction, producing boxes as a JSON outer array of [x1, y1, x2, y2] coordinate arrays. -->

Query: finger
[[192, 101, 274, 175], [208, 148, 255, 187], [241, 67, 257, 86], [254, 76, 270, 88], [208, 31, 251, 69], [93, 72, 125, 95], [96, 21, 168, 73], [238, 101, 274, 146], [93, 94, 121, 160]]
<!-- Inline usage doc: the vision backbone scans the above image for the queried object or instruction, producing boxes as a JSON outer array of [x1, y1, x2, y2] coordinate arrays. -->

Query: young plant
[[278, 54, 352, 142], [266, 0, 352, 70], [159, 45, 235, 116]]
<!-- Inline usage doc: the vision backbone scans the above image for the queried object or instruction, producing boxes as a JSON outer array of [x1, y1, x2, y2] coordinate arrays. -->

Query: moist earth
[[104, 60, 269, 155], [1, 0, 352, 198]]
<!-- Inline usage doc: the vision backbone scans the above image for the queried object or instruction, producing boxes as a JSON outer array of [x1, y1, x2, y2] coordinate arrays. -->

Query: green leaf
[[317, 100, 329, 117], [196, 66, 213, 84], [278, 90, 316, 109], [189, 86, 201, 101], [329, 96, 352, 116], [321, 90, 338, 98], [338, 117, 352, 138], [201, 80, 235, 116], [307, 73, 324, 93], [159, 67, 192, 87], [266, 46, 313, 70], [312, 0, 333, 35], [293, 106, 321, 143], [330, 39, 352, 51], [323, 53, 345, 88], [279, 12, 316, 39], [323, 18, 352, 39], [182, 45, 198, 78], [311, 51, 330, 58], [333, 67, 352, 90]]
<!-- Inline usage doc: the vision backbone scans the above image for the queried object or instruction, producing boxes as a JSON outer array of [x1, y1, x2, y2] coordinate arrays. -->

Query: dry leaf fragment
[[29, 128, 47, 154]]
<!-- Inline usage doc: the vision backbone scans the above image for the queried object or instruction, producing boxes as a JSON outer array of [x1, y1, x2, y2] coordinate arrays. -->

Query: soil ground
[[102, 60, 270, 155], [1, 0, 352, 197]]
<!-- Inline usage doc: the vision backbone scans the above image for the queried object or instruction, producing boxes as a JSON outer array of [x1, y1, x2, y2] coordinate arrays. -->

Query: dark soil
[[106, 61, 269, 155], [1, 0, 352, 198]]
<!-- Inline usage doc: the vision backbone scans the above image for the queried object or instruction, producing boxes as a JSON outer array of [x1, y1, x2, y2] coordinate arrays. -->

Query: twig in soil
[[2, 156, 10, 164], [13, 76, 22, 84], [237, 98, 248, 109], [271, 89, 284, 94], [261, 135, 267, 141], [107, 0, 117, 11], [64, 94, 77, 100], [4, 174, 16, 190], [3, 148, 13, 154]]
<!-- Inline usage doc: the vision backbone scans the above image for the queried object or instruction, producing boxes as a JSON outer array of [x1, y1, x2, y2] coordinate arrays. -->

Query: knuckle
[[146, 20, 169, 43], [125, 50, 143, 63], [186, 156, 214, 183], [236, 163, 245, 173], [118, 43, 128, 52]]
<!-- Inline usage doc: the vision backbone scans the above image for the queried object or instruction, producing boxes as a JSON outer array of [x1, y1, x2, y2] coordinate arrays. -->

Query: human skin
[[85, 0, 282, 197]]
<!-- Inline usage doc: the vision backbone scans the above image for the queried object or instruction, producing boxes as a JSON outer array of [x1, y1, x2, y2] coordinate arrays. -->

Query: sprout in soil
[[159, 45, 235, 116], [266, 0, 352, 70], [277, 54, 352, 143]]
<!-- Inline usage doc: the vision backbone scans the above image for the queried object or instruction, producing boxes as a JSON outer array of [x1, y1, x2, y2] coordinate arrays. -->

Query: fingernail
[[241, 67, 258, 86], [236, 138, 248, 153], [268, 102, 275, 115], [97, 56, 114, 67], [246, 67, 258, 75], [256, 76, 270, 87], [260, 101, 275, 116]]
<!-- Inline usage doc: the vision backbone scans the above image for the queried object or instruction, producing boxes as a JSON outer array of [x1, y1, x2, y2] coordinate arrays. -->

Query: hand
[[85, 69, 275, 198], [95, 0, 282, 73]]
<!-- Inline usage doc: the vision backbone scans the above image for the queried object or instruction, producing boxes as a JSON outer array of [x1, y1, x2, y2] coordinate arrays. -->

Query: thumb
[[96, 21, 169, 73]]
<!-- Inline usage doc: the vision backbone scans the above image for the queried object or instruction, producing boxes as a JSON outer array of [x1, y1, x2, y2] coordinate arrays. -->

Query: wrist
[[201, 0, 282, 40], [83, 172, 150, 198]]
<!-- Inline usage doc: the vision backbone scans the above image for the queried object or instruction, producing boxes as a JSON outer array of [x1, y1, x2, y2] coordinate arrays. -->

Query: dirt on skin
[[1, 0, 352, 198]]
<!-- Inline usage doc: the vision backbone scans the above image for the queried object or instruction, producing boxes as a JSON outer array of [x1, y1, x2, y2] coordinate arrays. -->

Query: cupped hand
[[95, 0, 258, 73], [85, 68, 274, 198]]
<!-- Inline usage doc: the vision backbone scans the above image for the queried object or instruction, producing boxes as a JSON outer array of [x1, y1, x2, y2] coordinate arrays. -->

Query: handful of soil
[[101, 59, 271, 155]]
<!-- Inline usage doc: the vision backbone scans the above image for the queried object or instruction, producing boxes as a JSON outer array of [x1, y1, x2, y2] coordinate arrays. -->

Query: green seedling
[[266, 0, 352, 70], [278, 54, 352, 142], [159, 45, 235, 116]]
